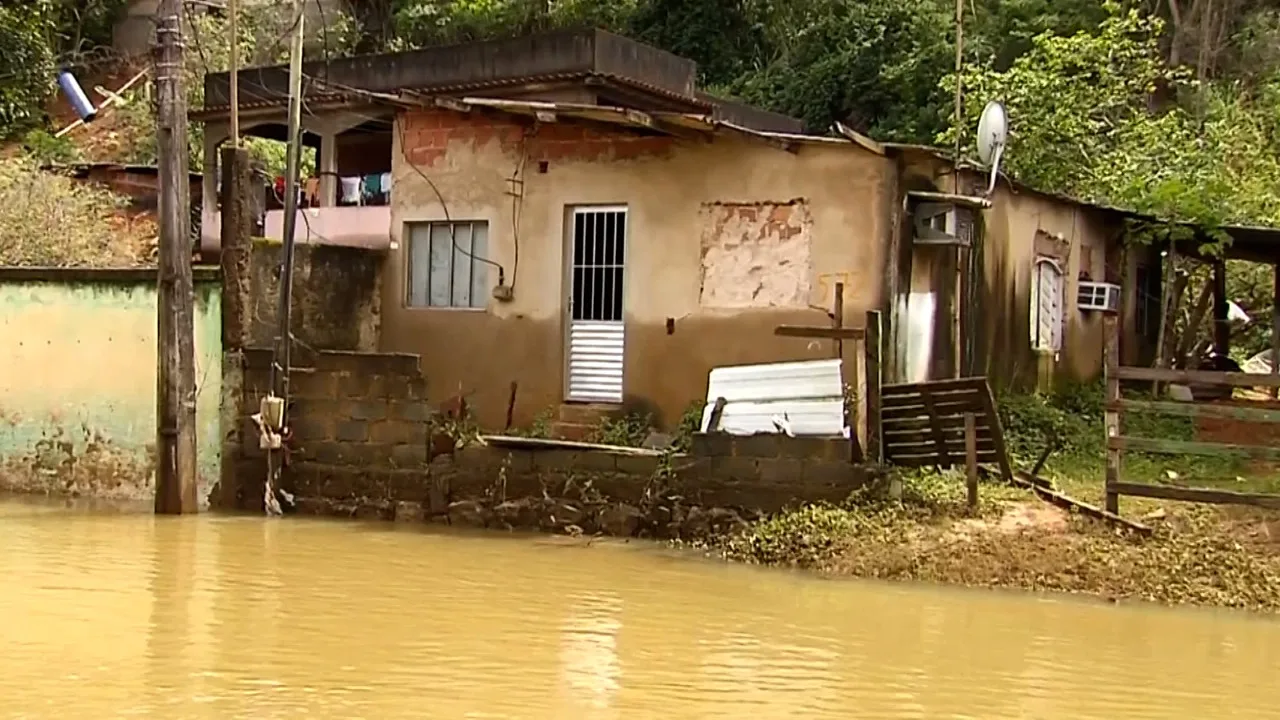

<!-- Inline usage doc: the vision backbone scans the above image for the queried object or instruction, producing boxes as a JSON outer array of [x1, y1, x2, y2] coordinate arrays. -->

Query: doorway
[[565, 206, 628, 403]]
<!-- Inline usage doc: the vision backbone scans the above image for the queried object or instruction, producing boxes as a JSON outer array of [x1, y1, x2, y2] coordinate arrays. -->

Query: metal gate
[[566, 206, 627, 402]]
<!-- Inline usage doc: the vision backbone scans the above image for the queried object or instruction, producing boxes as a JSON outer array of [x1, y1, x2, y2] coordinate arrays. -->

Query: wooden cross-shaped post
[[774, 283, 864, 354], [773, 283, 866, 461]]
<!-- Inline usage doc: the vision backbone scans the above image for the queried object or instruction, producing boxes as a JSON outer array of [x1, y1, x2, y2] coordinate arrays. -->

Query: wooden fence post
[[964, 412, 978, 509], [1104, 314, 1121, 515], [865, 310, 883, 463]]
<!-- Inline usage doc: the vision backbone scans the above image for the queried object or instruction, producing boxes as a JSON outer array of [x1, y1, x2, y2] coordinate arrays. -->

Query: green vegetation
[[0, 156, 152, 267], [720, 465, 1280, 612], [996, 381, 1280, 496]]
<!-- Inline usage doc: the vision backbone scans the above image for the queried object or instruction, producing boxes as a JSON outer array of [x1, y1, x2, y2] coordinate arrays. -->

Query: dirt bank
[[716, 472, 1280, 613]]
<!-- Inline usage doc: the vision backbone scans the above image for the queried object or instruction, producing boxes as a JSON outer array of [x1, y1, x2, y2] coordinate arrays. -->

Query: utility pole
[[154, 0, 199, 514], [264, 0, 306, 516], [952, 0, 964, 180], [219, 0, 253, 511], [229, 0, 239, 144]]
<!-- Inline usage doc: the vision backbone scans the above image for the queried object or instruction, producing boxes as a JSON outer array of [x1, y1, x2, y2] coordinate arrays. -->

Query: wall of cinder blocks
[[218, 347, 432, 510], [282, 353, 430, 469], [220, 342, 869, 516]]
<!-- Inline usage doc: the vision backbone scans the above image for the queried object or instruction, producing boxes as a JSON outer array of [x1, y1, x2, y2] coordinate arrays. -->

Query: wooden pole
[[270, 1, 305, 401], [832, 282, 845, 359], [1213, 259, 1229, 358], [952, 0, 964, 174], [964, 412, 978, 509], [154, 0, 198, 514], [228, 0, 239, 146], [865, 310, 883, 463], [265, 0, 306, 516], [1153, 244, 1178, 394], [1175, 278, 1214, 370], [1104, 315, 1121, 515]]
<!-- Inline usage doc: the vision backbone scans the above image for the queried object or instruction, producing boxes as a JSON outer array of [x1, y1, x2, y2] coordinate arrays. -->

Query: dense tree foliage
[[0, 0, 129, 138], [12, 0, 1280, 355]]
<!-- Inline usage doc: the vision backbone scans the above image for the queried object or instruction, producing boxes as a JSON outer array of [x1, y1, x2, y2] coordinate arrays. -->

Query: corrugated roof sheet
[[701, 359, 847, 437]]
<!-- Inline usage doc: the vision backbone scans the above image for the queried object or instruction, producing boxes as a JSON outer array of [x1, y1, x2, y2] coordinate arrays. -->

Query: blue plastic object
[[58, 70, 97, 122]]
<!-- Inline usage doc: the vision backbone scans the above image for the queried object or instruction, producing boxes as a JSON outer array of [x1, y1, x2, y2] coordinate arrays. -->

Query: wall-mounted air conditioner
[[1077, 281, 1121, 313]]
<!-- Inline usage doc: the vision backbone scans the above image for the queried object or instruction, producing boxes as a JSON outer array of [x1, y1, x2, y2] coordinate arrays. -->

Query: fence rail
[[1103, 315, 1280, 513]]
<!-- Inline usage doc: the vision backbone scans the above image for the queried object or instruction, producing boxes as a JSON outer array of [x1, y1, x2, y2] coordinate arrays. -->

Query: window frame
[[1030, 256, 1065, 353], [404, 219, 491, 311]]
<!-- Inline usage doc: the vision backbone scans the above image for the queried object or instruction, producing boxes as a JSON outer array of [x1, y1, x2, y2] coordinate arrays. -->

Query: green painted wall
[[0, 270, 222, 503]]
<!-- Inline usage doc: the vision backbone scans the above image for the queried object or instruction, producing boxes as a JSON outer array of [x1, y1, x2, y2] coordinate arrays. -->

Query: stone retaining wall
[[218, 347, 871, 537], [279, 433, 870, 540]]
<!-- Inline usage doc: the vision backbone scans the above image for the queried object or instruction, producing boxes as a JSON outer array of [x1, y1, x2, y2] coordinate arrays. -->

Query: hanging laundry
[[339, 176, 362, 205], [361, 173, 382, 204], [303, 177, 321, 207], [380, 171, 392, 197]]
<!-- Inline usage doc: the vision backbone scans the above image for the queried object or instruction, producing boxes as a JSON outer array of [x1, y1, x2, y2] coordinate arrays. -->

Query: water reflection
[[558, 593, 622, 716], [3, 496, 1280, 719]]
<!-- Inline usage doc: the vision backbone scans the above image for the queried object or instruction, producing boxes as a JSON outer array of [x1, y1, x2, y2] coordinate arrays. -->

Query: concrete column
[[201, 123, 228, 256], [319, 131, 337, 206]]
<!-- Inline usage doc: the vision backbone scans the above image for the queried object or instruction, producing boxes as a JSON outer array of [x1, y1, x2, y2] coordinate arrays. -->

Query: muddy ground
[[717, 472, 1280, 613]]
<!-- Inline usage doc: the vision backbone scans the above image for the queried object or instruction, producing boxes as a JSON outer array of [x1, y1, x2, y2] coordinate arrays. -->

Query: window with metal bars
[[570, 208, 626, 322], [406, 220, 490, 309]]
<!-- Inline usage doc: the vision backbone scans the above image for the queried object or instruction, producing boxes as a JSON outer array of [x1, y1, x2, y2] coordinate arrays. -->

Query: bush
[[0, 157, 153, 267], [996, 381, 1104, 464], [721, 503, 859, 567]]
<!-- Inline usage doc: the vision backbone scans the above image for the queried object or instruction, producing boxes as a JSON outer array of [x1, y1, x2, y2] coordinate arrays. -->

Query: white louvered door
[[566, 207, 627, 402]]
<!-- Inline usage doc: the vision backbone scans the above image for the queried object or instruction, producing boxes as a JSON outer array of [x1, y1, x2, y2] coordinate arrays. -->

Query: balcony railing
[[201, 204, 391, 254]]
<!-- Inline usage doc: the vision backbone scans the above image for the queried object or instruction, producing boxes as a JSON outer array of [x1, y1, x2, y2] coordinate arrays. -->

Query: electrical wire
[[393, 116, 505, 279], [507, 126, 530, 291]]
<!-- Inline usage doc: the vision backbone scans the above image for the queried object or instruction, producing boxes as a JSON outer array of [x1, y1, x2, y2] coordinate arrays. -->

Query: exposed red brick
[[399, 108, 673, 167]]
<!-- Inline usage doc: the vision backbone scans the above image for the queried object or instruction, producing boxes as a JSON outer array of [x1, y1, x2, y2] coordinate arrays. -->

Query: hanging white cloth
[[339, 176, 362, 205]]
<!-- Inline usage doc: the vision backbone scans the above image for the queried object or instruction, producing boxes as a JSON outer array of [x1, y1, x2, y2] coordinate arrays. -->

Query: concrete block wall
[[274, 431, 868, 525], [218, 343, 870, 526], [218, 347, 430, 511]]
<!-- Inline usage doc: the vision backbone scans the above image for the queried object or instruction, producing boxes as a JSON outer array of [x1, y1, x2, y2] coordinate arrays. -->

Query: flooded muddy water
[[2, 496, 1278, 719]]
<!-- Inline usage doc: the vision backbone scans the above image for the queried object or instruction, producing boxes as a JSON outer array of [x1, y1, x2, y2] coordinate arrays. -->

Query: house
[[192, 29, 1183, 431]]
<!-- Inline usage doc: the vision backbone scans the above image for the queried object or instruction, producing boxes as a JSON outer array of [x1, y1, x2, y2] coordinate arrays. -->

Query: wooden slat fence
[[879, 376, 1014, 484], [1104, 315, 1280, 513]]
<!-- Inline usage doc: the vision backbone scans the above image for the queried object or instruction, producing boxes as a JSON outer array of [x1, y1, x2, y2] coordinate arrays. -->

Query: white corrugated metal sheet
[[567, 320, 625, 402], [700, 359, 845, 436]]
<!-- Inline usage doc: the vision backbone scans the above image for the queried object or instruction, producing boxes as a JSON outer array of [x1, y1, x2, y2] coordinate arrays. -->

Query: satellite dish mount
[[976, 101, 1008, 197]]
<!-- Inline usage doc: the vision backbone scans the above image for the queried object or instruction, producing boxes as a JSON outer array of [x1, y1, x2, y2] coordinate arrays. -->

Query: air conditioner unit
[[1077, 281, 1121, 313]]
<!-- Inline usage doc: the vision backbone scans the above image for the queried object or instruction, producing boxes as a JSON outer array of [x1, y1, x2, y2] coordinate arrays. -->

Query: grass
[[717, 383, 1280, 613]]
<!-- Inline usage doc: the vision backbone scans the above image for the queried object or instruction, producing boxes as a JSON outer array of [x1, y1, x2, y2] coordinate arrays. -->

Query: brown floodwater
[[2, 494, 1279, 719]]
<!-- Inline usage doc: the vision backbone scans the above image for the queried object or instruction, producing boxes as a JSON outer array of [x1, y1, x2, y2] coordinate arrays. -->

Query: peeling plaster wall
[[0, 271, 222, 502], [698, 200, 813, 309], [897, 153, 1122, 389], [382, 109, 890, 429], [979, 185, 1117, 388]]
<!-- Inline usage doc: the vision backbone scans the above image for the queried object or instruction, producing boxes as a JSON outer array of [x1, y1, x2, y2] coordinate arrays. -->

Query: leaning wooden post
[[1104, 314, 1121, 515], [832, 282, 845, 359], [1271, 262, 1280, 398], [964, 412, 978, 509], [865, 310, 883, 463]]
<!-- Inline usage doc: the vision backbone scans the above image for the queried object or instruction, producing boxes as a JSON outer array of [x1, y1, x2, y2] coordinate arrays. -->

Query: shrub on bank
[[0, 157, 153, 267]]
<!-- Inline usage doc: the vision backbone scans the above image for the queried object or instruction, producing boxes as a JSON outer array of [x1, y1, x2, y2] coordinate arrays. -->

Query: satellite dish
[[976, 101, 1008, 196]]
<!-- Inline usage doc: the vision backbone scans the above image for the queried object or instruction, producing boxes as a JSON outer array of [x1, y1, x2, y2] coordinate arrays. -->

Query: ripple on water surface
[[1, 496, 1279, 719]]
